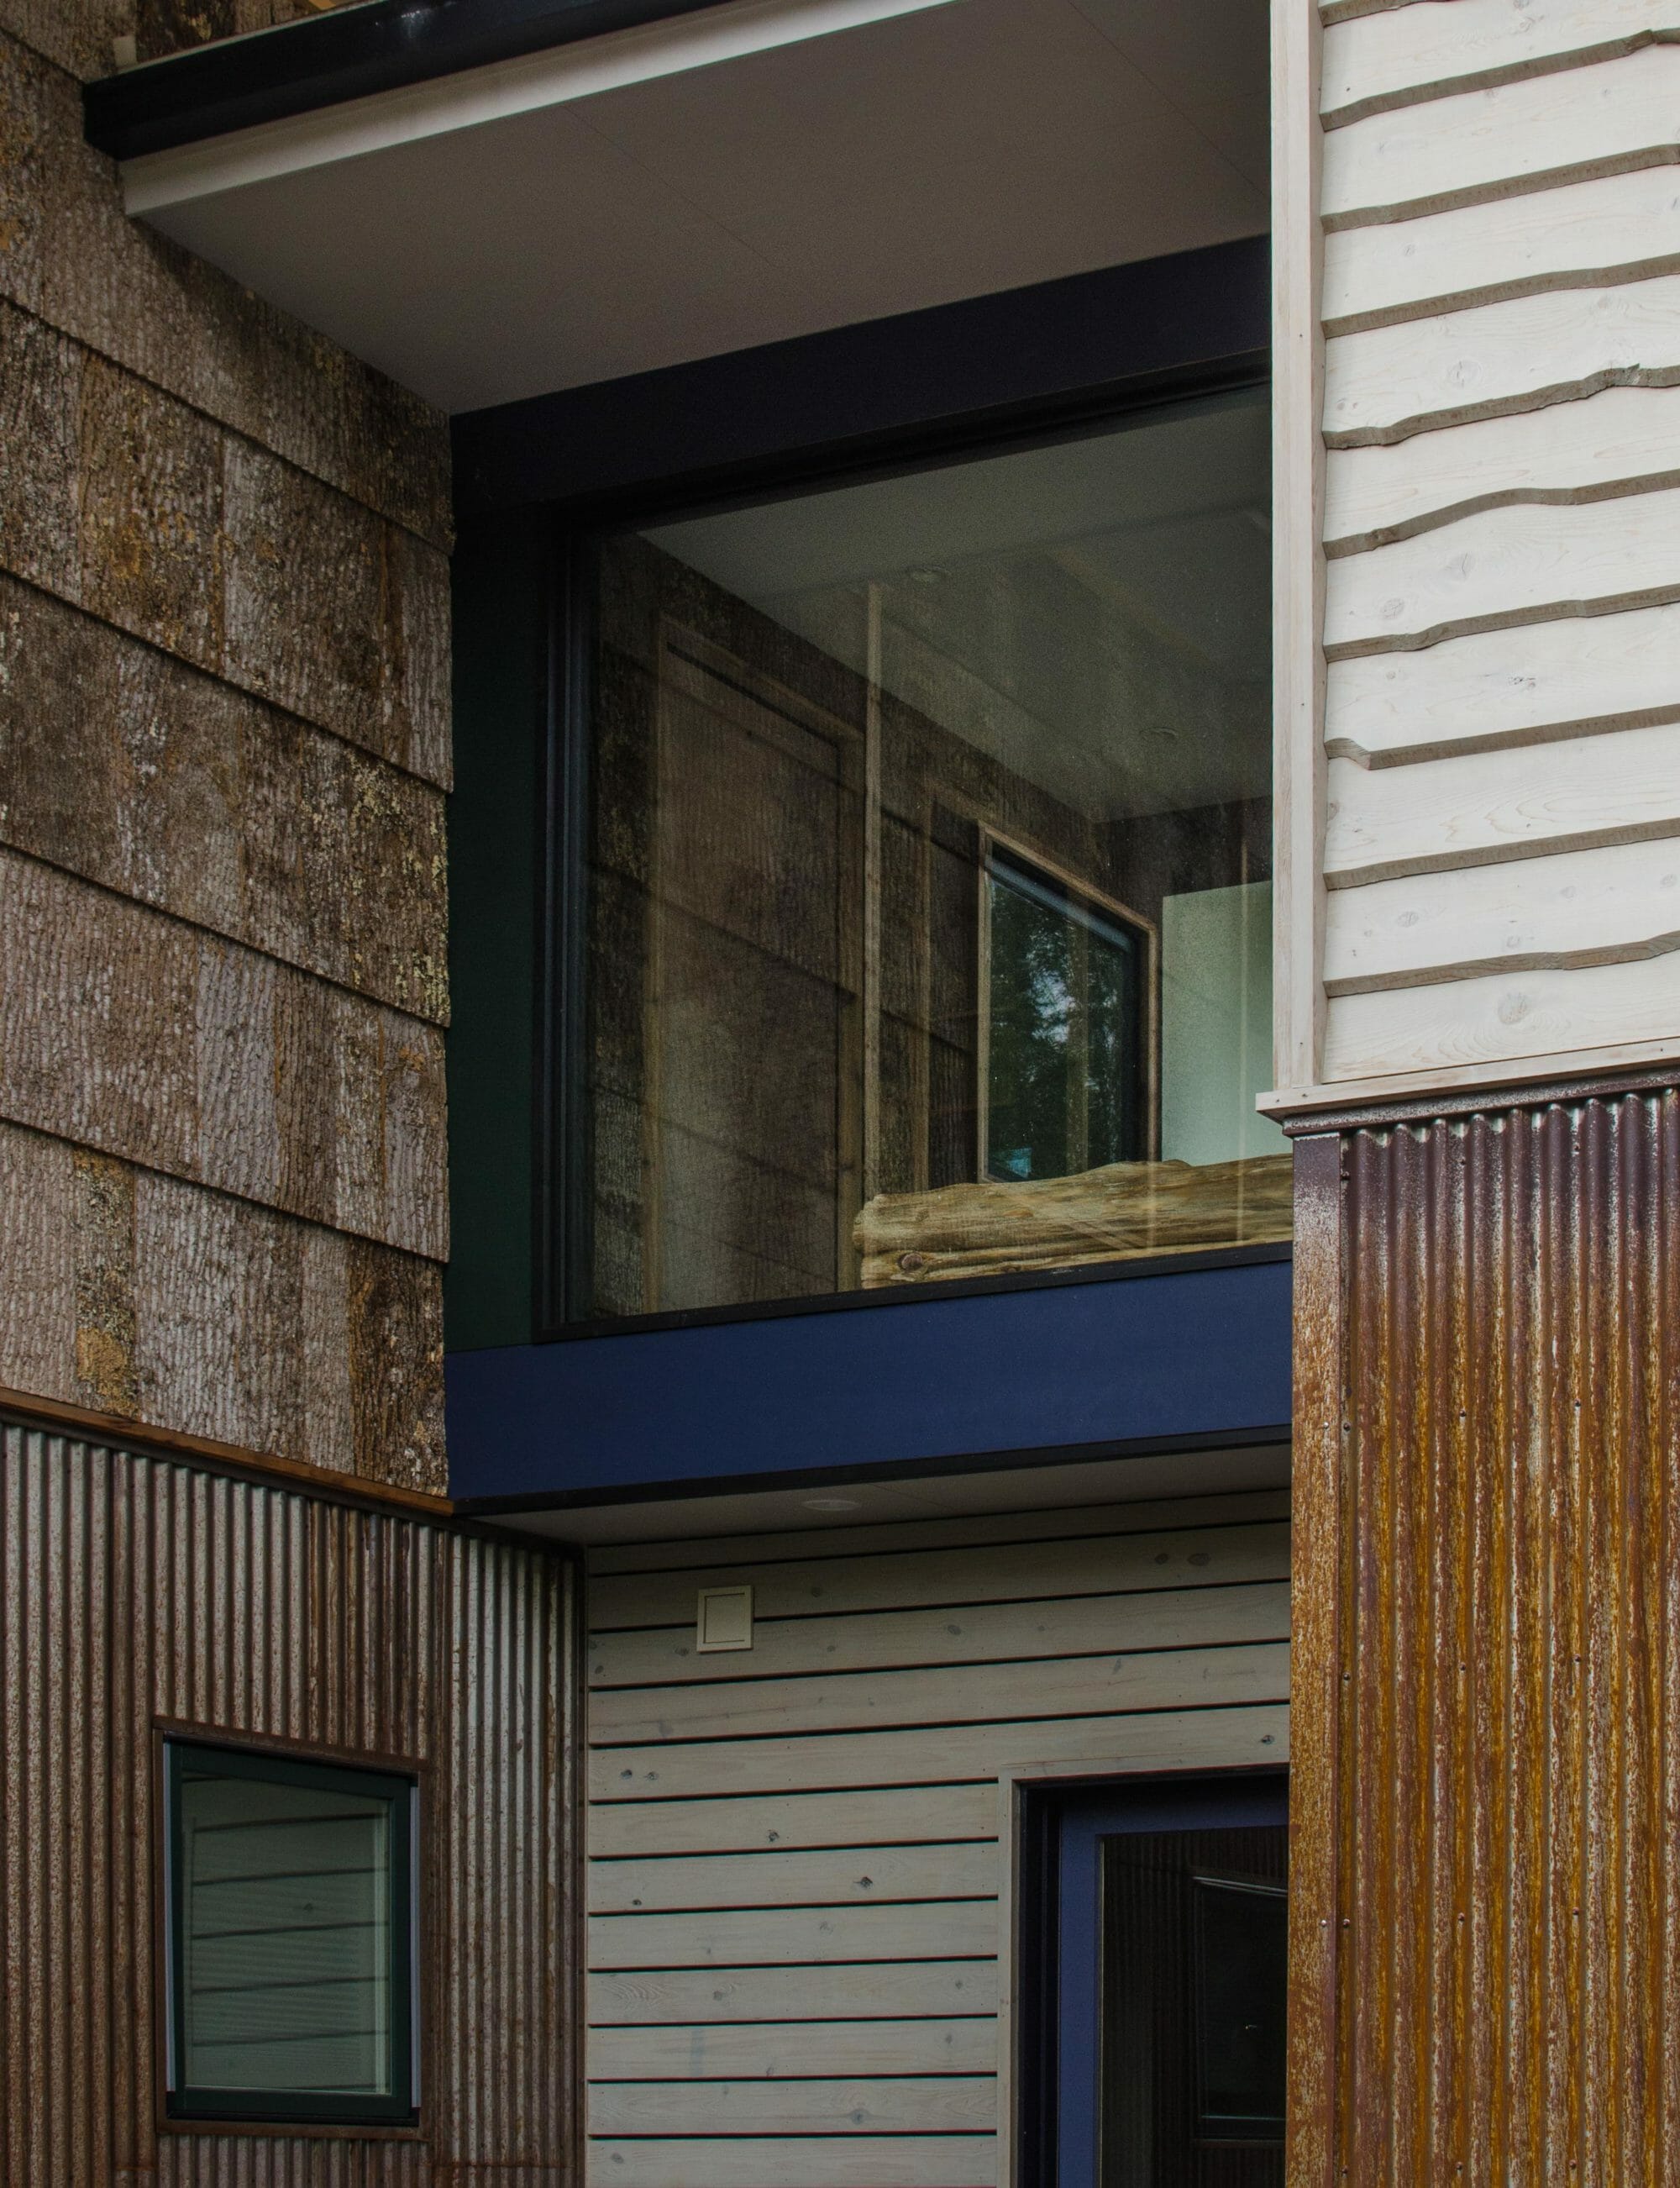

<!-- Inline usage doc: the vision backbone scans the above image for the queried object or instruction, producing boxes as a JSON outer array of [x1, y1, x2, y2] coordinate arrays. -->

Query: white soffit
[[506, 1440, 1292, 1546], [123, 0, 1268, 413]]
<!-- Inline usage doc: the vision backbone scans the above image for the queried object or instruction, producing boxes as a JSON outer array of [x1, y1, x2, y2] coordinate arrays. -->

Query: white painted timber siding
[[1270, 0, 1680, 1105], [581, 1489, 1291, 2188]]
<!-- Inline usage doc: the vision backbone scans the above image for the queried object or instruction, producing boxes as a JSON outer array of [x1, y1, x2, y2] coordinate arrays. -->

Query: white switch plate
[[696, 1584, 753, 1653]]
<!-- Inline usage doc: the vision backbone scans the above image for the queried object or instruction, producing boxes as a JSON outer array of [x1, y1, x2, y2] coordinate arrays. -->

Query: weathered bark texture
[[0, 1417, 576, 2183], [1289, 1087, 1680, 2183], [0, 29, 449, 540], [0, 4, 452, 1485]]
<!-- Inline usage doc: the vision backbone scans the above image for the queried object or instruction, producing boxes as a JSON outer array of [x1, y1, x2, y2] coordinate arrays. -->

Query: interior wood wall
[[0, 3, 452, 1484], [0, 1416, 576, 2188], [1278, 0, 1680, 1102], [581, 1489, 1291, 2188], [1290, 1085, 1680, 2183]]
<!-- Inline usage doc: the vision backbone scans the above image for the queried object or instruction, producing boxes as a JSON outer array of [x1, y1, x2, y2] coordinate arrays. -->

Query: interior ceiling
[[500, 1439, 1291, 1546], [131, 0, 1269, 413]]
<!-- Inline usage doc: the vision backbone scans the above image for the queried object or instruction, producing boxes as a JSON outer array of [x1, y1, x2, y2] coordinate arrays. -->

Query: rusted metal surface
[[0, 1419, 575, 2187], [1289, 1091, 1680, 2181]]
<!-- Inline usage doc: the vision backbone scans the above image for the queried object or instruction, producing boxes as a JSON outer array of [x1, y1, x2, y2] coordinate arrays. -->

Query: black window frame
[[162, 1736, 421, 2131]]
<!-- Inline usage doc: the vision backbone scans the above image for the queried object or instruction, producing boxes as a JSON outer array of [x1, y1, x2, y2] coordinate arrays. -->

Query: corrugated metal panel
[[1292, 1091, 1680, 2179], [0, 1422, 575, 2188]]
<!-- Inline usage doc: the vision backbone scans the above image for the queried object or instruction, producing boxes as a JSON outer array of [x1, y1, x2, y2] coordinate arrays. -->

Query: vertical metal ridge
[[1299, 1090, 1680, 2176], [1, 1423, 575, 2186]]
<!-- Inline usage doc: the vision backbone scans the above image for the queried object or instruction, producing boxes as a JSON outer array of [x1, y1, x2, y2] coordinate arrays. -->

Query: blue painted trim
[[445, 1254, 1290, 1503]]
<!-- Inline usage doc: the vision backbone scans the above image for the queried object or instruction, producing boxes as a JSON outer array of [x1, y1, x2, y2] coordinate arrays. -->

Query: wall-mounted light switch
[[696, 1584, 753, 1653]]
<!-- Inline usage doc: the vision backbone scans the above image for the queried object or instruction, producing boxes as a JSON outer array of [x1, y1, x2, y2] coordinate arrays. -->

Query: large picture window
[[565, 383, 1285, 1322], [163, 1738, 419, 2128]]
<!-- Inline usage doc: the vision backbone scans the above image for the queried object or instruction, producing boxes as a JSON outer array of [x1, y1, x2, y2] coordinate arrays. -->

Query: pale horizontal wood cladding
[[0, 1119, 444, 1484], [1321, 0, 1680, 125], [591, 1901, 999, 1970], [1324, 161, 1680, 334], [589, 1500, 1290, 1628], [593, 1700, 1289, 1803], [590, 1960, 997, 2026], [1324, 43, 1680, 225], [591, 1784, 1000, 1860], [593, 2018, 998, 2078], [582, 1499, 1289, 2188], [1313, 16, 1680, 1086], [587, 2076, 995, 2133], [0, 299, 449, 786], [1325, 381, 1680, 551], [0, 574, 447, 1022], [1326, 272, 1680, 448], [0, 849, 445, 1258], [593, 1573, 1289, 1689], [592, 2137, 994, 2188], [0, 27, 449, 544], [590, 1840, 997, 1913]]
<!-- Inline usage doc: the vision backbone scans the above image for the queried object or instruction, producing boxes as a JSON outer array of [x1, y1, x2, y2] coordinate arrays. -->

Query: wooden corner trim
[[0, 1382, 455, 1520]]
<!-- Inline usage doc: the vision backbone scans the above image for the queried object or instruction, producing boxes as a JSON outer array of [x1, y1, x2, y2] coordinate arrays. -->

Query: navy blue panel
[[1053, 1778, 1289, 2188], [445, 1255, 1290, 1504]]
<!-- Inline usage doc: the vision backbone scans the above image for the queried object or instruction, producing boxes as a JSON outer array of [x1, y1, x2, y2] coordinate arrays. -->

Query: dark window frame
[[161, 1735, 421, 2131], [534, 363, 1271, 1337]]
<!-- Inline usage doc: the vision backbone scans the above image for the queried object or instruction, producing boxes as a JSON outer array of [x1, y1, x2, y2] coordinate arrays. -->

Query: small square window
[[163, 1738, 419, 2128]]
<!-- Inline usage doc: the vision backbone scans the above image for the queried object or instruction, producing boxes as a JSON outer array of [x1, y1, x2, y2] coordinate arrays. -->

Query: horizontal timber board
[[588, 1901, 998, 1969], [587, 1486, 1290, 1575], [1324, 719, 1680, 882], [590, 1642, 1291, 1748], [0, 303, 449, 785], [1325, 835, 1680, 991], [1323, 947, 1680, 1078], [1322, 0, 1680, 123], [587, 1786, 1000, 1861], [1325, 45, 1680, 224], [588, 1842, 999, 1915], [588, 1959, 998, 2025], [1324, 272, 1680, 444], [589, 1521, 1291, 1631], [590, 1702, 1290, 1801], [1325, 382, 1680, 550], [589, 1578, 1291, 1689], [0, 849, 446, 1258], [0, 34, 449, 545], [586, 2077, 996, 2136], [584, 2135, 995, 2188], [1322, 162, 1680, 333], [1323, 486, 1680, 653], [0, 575, 447, 1023], [1324, 599, 1680, 762], [589, 2020, 1000, 2080]]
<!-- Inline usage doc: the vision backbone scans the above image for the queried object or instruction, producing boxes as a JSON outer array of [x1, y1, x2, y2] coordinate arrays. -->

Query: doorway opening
[[1019, 1772, 1289, 2188]]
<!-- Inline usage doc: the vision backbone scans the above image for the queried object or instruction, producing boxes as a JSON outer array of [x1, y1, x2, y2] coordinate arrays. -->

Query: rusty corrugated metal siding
[[1290, 1091, 1680, 2182], [0, 1421, 575, 2188]]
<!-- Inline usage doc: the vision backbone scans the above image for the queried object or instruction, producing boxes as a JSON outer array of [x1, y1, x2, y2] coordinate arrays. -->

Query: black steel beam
[[84, 0, 732, 164]]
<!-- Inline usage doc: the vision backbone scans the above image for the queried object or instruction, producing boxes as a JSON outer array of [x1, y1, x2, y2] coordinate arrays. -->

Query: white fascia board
[[122, 0, 966, 215]]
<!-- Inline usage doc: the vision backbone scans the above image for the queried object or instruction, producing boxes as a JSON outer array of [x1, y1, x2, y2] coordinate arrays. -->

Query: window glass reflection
[[583, 388, 1286, 1318]]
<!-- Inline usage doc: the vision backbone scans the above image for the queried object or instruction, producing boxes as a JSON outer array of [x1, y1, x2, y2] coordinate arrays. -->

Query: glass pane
[[176, 1764, 395, 2096], [1100, 1824, 1287, 2188], [582, 386, 1285, 1318]]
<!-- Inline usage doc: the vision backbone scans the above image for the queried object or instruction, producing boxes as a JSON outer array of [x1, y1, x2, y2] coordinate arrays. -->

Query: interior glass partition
[[576, 384, 1284, 1319]]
